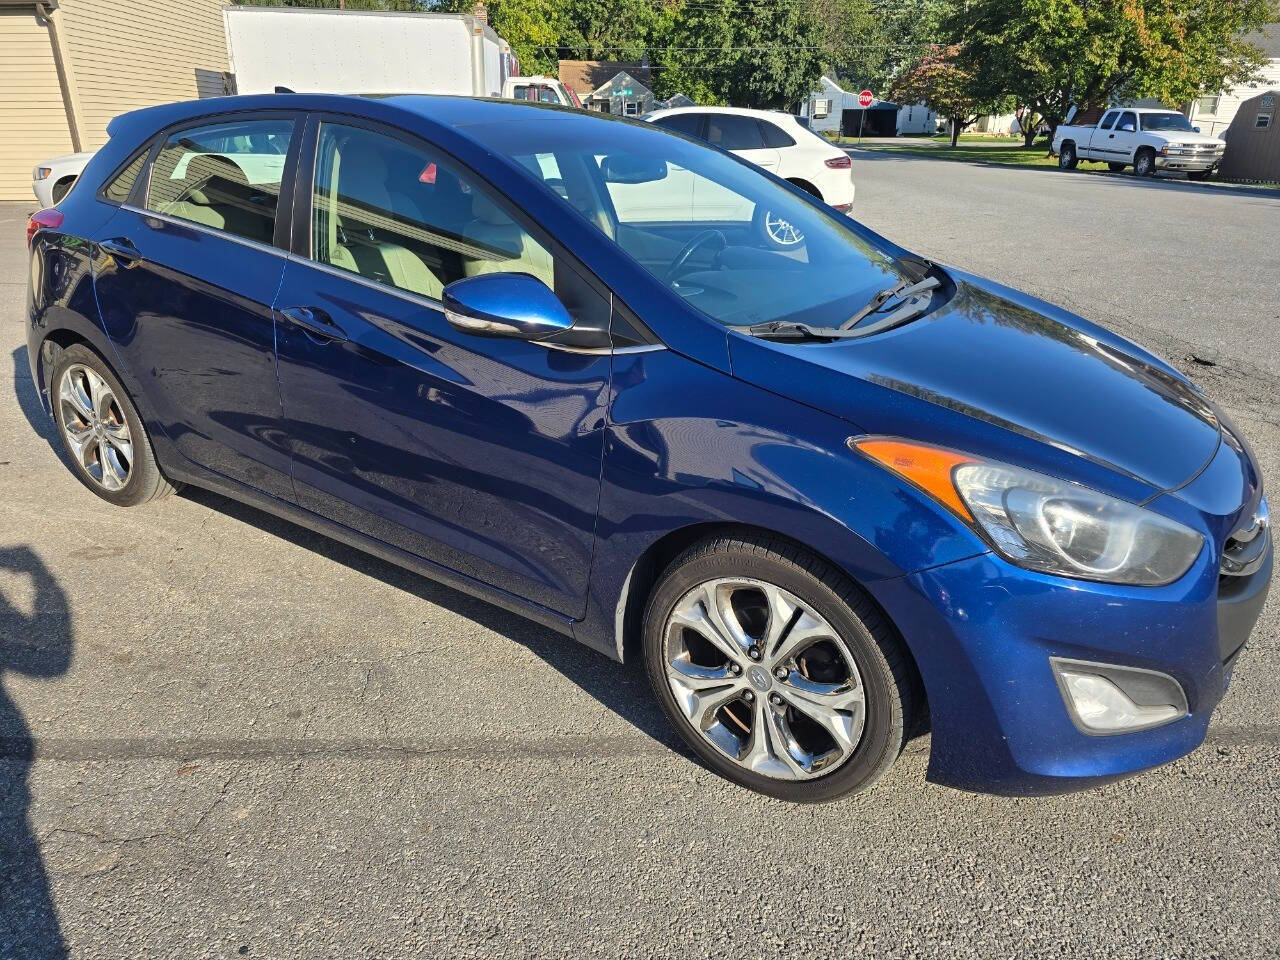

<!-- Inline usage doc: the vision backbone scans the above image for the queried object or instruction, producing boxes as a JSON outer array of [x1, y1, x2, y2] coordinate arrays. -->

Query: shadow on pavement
[[0, 546, 73, 959], [180, 486, 685, 754]]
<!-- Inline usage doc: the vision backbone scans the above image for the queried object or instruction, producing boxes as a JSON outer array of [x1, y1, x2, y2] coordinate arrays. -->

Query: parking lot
[[1, 156, 1278, 959]]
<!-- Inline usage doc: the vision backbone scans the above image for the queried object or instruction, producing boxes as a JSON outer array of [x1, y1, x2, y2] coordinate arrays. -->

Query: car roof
[[106, 92, 633, 155], [646, 105, 800, 123]]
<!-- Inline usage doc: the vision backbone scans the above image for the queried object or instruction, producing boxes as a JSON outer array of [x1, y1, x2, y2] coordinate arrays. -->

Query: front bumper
[[868, 533, 1270, 796], [1155, 153, 1222, 172]]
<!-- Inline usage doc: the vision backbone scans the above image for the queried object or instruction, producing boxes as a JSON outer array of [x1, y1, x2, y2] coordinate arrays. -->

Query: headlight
[[854, 438, 1205, 586], [34, 166, 52, 181]]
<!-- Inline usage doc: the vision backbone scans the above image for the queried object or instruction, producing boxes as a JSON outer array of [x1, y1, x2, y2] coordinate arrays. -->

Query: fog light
[[1050, 657, 1187, 735]]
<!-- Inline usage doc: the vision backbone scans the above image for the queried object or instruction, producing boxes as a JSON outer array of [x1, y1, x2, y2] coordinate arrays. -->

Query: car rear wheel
[[1058, 143, 1078, 169], [1134, 148, 1156, 177], [51, 344, 178, 507], [643, 533, 914, 802]]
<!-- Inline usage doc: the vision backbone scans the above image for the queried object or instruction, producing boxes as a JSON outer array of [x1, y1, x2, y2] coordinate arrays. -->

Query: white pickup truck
[[1052, 108, 1226, 180]]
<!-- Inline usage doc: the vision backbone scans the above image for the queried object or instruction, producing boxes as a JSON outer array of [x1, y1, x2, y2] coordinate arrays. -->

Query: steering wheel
[[662, 229, 727, 287]]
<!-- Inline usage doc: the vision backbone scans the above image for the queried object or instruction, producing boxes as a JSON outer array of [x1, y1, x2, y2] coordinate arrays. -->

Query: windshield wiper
[[839, 274, 941, 330], [743, 273, 943, 342]]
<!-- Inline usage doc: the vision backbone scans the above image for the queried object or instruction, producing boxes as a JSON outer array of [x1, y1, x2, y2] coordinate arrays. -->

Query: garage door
[[0, 9, 75, 202]]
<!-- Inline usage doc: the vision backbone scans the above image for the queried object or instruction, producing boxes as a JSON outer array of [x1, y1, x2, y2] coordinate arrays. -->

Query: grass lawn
[[851, 139, 1057, 168]]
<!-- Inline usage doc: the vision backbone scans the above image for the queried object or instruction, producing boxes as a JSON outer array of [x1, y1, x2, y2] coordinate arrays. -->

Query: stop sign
[[858, 89, 874, 109]]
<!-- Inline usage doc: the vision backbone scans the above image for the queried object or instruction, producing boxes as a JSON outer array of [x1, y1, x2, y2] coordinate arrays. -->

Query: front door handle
[[98, 237, 141, 266], [277, 305, 348, 343]]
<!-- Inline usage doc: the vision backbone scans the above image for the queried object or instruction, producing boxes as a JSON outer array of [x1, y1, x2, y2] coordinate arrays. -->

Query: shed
[[0, 0, 229, 201], [1217, 89, 1280, 181]]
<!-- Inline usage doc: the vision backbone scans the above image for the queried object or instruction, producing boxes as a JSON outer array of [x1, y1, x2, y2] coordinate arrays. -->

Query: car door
[[271, 116, 613, 617], [91, 112, 300, 500], [1111, 111, 1140, 161], [1087, 110, 1117, 158]]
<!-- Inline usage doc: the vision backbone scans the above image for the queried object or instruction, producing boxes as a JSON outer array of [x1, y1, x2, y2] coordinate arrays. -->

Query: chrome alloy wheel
[[662, 578, 866, 780], [58, 363, 133, 491]]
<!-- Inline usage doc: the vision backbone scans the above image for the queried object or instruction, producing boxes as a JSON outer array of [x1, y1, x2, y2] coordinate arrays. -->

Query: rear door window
[[706, 114, 766, 151], [145, 118, 294, 245], [653, 113, 705, 138]]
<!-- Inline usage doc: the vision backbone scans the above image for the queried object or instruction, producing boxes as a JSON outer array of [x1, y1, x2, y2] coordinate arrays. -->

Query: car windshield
[[1141, 113, 1195, 132], [463, 116, 905, 328]]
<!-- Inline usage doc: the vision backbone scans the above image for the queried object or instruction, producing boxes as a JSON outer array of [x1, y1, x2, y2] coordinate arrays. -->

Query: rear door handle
[[98, 237, 141, 266], [277, 305, 348, 343]]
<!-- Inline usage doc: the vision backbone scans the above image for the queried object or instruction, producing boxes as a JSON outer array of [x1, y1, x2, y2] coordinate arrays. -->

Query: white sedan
[[32, 151, 95, 208], [644, 106, 855, 212]]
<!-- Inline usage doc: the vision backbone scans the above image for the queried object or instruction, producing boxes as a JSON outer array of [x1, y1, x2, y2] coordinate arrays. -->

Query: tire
[[50, 177, 75, 204], [1187, 170, 1211, 182], [1058, 142, 1078, 169], [50, 344, 178, 507], [642, 533, 915, 802], [1108, 162, 1126, 172], [1133, 148, 1156, 177]]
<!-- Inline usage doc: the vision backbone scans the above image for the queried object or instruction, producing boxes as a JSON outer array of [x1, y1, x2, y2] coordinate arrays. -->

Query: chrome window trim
[[121, 204, 290, 260]]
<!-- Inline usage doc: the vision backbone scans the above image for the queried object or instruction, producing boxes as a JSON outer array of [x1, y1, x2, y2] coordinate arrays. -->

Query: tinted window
[[310, 122, 554, 300], [145, 118, 293, 245], [706, 114, 766, 151], [103, 147, 148, 204], [1117, 112, 1138, 132], [653, 113, 704, 138], [759, 120, 796, 148], [1140, 112, 1194, 132], [1099, 112, 1117, 130]]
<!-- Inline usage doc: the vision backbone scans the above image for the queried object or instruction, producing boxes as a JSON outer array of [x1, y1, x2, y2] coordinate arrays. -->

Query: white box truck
[[223, 6, 577, 105]]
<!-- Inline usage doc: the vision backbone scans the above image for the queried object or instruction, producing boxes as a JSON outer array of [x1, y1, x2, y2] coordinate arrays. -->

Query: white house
[[1188, 24, 1280, 137]]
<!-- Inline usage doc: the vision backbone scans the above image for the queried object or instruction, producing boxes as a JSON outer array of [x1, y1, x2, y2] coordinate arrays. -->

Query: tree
[[653, 0, 828, 109], [830, 0, 957, 95], [952, 0, 1278, 146], [888, 44, 1010, 146]]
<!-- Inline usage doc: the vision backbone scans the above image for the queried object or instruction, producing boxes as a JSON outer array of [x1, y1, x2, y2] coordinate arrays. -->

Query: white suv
[[644, 106, 855, 211]]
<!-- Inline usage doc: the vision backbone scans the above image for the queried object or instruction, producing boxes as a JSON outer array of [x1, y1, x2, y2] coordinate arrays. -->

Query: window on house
[[814, 99, 832, 119], [1257, 113, 1272, 129], [1197, 96, 1221, 115]]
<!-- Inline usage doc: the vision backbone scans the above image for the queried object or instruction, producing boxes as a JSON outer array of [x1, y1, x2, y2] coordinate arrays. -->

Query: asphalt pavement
[[0, 156, 1277, 959]]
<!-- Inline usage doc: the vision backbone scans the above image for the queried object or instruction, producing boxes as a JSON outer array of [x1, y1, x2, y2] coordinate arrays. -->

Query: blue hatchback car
[[26, 95, 1270, 801]]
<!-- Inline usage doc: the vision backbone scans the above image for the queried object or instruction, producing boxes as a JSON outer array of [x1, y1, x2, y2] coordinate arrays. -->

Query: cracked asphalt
[[1, 155, 1278, 960]]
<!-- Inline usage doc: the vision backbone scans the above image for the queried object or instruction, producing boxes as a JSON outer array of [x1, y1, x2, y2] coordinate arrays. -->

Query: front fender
[[576, 347, 987, 659]]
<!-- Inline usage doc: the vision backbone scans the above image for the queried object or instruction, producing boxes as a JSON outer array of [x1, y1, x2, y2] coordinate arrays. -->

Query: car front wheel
[[643, 533, 915, 802], [1134, 148, 1157, 177]]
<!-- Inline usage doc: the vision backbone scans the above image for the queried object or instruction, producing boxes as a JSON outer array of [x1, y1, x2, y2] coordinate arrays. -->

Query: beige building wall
[[0, 8, 76, 201], [59, 0, 229, 148], [0, 0, 227, 202]]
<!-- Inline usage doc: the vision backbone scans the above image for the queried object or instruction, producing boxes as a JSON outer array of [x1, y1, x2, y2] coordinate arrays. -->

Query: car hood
[[727, 274, 1222, 497], [1157, 132, 1226, 145]]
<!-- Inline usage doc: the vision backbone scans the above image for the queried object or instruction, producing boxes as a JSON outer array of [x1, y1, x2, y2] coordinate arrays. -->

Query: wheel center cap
[[746, 665, 772, 692]]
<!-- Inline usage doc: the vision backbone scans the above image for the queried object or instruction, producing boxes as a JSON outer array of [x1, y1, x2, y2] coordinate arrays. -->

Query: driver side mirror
[[442, 273, 573, 341], [601, 155, 669, 184]]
